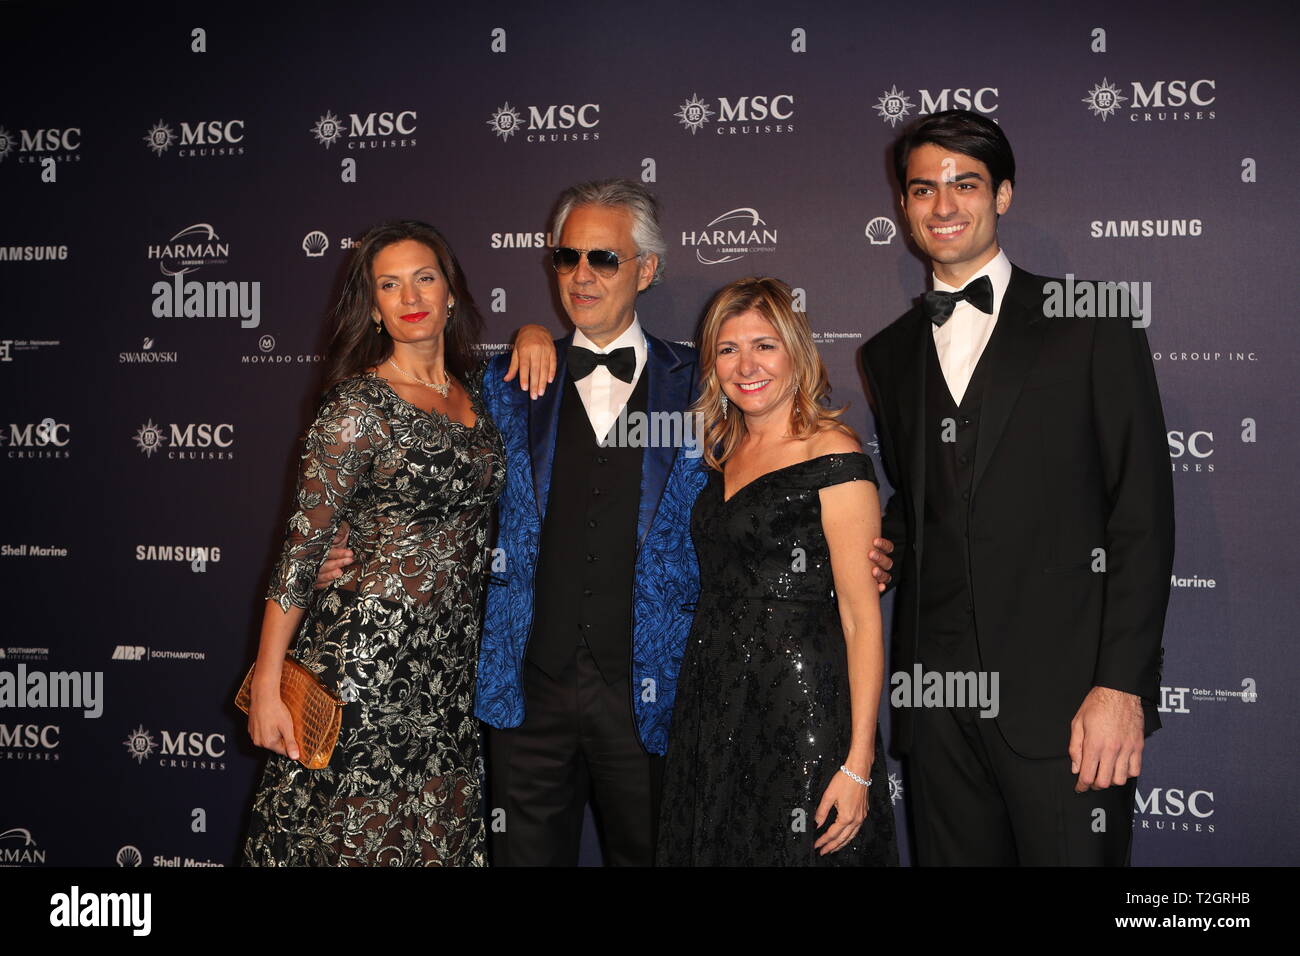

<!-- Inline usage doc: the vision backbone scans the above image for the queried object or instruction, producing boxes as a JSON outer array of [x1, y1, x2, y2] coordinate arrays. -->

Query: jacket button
[[588, 519, 597, 529], [597, 456, 608, 465], [583, 588, 593, 597], [586, 553, 596, 563]]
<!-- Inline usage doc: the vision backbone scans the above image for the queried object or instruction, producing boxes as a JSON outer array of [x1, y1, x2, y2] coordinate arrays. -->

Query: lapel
[[528, 332, 572, 520], [890, 307, 930, 543], [971, 265, 1046, 493], [637, 333, 694, 550]]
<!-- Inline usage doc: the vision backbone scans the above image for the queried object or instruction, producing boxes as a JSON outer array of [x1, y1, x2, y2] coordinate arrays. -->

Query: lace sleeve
[[265, 379, 390, 611]]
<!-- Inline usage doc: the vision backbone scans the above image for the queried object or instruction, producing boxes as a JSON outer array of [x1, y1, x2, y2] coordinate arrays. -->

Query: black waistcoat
[[917, 330, 996, 670], [528, 370, 648, 682]]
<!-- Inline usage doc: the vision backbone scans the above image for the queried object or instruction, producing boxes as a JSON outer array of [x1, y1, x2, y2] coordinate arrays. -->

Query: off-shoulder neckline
[[720, 451, 868, 504]]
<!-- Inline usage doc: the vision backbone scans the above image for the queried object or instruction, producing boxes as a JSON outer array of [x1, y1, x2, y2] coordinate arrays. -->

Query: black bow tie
[[922, 275, 994, 327], [568, 345, 636, 383]]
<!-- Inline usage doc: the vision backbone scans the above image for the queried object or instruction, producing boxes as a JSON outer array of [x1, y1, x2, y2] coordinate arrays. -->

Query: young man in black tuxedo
[[861, 110, 1174, 865]]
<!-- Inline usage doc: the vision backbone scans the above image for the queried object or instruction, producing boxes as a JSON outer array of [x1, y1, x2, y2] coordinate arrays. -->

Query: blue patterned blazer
[[475, 331, 708, 754]]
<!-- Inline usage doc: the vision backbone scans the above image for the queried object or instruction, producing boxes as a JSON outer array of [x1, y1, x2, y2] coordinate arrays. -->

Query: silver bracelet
[[839, 765, 871, 787]]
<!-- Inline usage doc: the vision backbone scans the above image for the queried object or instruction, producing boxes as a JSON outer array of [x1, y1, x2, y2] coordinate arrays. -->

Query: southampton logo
[[486, 103, 524, 141], [123, 725, 157, 764], [874, 86, 913, 127], [311, 111, 344, 148], [142, 120, 177, 157], [1082, 79, 1128, 121], [675, 94, 714, 134]]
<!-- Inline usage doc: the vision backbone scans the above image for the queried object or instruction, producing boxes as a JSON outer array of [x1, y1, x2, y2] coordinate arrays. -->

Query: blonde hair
[[692, 276, 856, 472]]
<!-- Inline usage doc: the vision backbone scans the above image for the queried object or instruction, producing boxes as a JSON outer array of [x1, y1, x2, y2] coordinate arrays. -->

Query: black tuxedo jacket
[[861, 265, 1175, 758]]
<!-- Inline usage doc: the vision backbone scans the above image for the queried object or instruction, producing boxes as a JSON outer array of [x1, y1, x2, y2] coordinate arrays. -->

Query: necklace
[[388, 358, 451, 398]]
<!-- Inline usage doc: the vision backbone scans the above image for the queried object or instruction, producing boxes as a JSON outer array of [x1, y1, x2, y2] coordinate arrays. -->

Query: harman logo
[[302, 231, 328, 257], [146, 223, 228, 277], [125, 725, 227, 770], [143, 119, 245, 157], [132, 421, 234, 461], [120, 336, 178, 364], [1083, 78, 1216, 122], [1, 419, 70, 459], [865, 217, 897, 245], [490, 231, 551, 249], [681, 208, 778, 265], [0, 245, 68, 261], [874, 86, 999, 126], [0, 828, 46, 864], [311, 109, 417, 150], [0, 723, 60, 759], [674, 93, 793, 136], [0, 125, 81, 164], [487, 102, 600, 143]]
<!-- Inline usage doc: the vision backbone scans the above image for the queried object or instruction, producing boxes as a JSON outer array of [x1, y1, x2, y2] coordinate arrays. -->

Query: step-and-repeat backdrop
[[2, 1, 1296, 867]]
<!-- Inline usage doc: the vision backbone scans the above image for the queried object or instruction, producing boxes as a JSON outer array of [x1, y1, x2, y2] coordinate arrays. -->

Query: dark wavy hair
[[892, 109, 1016, 195], [322, 221, 483, 391]]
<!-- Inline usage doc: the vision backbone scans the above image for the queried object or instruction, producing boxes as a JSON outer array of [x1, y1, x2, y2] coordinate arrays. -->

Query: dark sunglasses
[[551, 246, 641, 278]]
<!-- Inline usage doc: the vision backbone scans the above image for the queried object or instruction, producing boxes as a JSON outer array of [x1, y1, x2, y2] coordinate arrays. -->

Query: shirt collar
[[932, 248, 1012, 318], [572, 314, 647, 362]]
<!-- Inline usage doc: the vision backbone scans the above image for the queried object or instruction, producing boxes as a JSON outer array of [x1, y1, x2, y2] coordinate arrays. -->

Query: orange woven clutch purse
[[235, 656, 343, 770]]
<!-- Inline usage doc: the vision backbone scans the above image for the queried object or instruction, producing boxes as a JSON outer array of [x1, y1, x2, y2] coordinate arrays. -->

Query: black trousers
[[909, 698, 1136, 866], [486, 645, 664, 866]]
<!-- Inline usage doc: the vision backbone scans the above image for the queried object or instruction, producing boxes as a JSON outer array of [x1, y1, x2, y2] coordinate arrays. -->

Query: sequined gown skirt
[[658, 592, 896, 866], [242, 589, 485, 867]]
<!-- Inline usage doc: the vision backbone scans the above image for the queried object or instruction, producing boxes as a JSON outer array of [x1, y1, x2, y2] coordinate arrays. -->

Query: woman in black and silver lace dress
[[242, 221, 504, 866]]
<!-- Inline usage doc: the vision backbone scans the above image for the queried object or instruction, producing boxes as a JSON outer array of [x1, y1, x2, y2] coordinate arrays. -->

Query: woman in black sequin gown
[[242, 222, 503, 866], [658, 277, 897, 866]]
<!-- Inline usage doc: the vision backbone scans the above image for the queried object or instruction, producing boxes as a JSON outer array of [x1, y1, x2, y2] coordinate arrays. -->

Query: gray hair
[[551, 178, 667, 286]]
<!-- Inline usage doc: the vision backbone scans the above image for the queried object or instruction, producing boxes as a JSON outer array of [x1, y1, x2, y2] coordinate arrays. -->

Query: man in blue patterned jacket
[[477, 179, 707, 865]]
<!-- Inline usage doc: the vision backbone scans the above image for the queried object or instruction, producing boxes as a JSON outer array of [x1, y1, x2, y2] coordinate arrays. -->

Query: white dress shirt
[[930, 249, 1012, 405], [570, 316, 648, 442]]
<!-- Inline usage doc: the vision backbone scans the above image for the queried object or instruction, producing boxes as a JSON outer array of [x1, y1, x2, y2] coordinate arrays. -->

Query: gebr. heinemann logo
[[681, 208, 778, 265]]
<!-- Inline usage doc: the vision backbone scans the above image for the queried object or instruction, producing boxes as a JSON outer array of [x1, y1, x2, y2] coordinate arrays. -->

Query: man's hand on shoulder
[[504, 324, 556, 400], [1069, 686, 1145, 793]]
